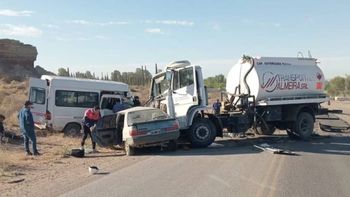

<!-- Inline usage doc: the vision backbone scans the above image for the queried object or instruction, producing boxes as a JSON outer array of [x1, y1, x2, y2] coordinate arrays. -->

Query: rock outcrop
[[0, 39, 54, 81]]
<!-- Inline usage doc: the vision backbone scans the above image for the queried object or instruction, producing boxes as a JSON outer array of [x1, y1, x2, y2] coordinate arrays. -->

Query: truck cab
[[147, 61, 222, 147]]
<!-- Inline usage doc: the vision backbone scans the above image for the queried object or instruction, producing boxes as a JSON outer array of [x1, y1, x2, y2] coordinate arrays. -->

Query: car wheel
[[188, 118, 216, 148], [167, 140, 177, 152], [64, 123, 81, 137]]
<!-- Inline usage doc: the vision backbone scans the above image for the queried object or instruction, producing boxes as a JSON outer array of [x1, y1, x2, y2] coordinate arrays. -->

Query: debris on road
[[317, 114, 350, 132], [254, 143, 298, 155], [89, 166, 99, 175]]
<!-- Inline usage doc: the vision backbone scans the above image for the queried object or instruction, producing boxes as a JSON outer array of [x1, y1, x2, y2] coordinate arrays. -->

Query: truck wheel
[[291, 112, 314, 140], [188, 119, 216, 148], [64, 123, 81, 137], [255, 124, 276, 135], [125, 142, 135, 156]]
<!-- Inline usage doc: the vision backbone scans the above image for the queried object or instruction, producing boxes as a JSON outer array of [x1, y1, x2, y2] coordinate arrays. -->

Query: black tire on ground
[[286, 129, 299, 139], [125, 142, 135, 156], [291, 112, 314, 140], [255, 123, 276, 135], [63, 123, 81, 137], [188, 118, 216, 148], [167, 140, 177, 152]]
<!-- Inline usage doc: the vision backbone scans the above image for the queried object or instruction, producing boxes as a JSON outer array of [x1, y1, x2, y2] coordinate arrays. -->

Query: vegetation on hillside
[[325, 75, 350, 97], [204, 74, 226, 90], [58, 67, 153, 86]]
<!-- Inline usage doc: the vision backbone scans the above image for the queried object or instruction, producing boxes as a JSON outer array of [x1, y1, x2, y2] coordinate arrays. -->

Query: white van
[[28, 75, 132, 135]]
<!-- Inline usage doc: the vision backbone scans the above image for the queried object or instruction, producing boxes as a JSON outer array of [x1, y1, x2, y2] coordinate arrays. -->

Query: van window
[[55, 90, 99, 108], [29, 87, 46, 104]]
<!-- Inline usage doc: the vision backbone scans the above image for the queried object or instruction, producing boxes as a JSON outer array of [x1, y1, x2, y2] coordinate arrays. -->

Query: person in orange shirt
[[80, 105, 101, 152]]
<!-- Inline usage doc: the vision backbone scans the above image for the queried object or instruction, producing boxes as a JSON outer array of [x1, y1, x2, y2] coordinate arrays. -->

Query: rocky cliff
[[0, 39, 54, 81]]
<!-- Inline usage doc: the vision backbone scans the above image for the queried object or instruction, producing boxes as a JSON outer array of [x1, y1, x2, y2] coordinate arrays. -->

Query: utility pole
[[155, 63, 158, 74]]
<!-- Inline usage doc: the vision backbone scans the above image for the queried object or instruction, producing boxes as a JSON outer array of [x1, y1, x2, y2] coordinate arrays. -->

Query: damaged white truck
[[146, 55, 329, 147]]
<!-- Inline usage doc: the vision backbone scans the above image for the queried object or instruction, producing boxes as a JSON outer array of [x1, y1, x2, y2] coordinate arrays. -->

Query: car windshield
[[127, 109, 169, 125]]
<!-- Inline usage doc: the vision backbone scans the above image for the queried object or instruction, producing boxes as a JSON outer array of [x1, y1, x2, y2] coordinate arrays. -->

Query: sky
[[0, 0, 349, 79]]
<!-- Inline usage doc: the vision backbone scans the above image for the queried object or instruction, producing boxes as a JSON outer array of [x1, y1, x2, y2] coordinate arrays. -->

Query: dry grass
[[0, 79, 28, 128]]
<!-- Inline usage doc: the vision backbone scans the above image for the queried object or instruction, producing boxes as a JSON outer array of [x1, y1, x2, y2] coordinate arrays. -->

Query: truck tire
[[188, 119, 216, 148], [64, 123, 81, 137], [255, 124, 276, 135], [291, 112, 314, 140]]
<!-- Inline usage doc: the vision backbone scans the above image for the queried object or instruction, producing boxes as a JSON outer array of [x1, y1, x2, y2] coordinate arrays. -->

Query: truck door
[[172, 66, 198, 127], [28, 78, 48, 128]]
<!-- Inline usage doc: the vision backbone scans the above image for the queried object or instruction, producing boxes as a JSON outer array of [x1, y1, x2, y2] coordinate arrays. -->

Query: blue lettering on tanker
[[261, 72, 314, 93]]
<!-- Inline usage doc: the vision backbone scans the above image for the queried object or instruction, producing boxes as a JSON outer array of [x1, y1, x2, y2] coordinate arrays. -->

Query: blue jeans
[[23, 130, 37, 153]]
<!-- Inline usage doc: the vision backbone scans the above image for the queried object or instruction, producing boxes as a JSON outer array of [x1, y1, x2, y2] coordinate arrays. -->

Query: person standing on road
[[18, 101, 40, 156], [81, 105, 101, 152], [212, 99, 222, 115]]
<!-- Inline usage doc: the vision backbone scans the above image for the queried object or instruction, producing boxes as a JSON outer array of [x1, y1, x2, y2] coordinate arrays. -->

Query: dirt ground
[[1, 92, 349, 196]]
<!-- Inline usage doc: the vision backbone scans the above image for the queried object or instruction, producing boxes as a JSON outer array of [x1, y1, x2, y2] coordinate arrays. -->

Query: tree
[[204, 74, 226, 89], [326, 76, 346, 96], [57, 68, 70, 76]]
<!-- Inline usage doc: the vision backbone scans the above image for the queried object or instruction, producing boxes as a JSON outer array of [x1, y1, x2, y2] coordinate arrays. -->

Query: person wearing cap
[[18, 101, 40, 156], [81, 105, 101, 152]]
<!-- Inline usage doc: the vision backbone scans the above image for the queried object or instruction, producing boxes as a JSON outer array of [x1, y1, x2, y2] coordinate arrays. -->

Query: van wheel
[[289, 112, 314, 140], [64, 123, 81, 137], [125, 142, 135, 156], [188, 118, 216, 148]]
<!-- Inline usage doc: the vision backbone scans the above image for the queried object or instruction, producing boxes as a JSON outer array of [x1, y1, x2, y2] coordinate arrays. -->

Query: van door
[[100, 94, 123, 117], [28, 78, 48, 128], [171, 66, 198, 127]]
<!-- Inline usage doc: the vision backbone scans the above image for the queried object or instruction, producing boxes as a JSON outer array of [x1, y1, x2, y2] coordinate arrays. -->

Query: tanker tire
[[255, 124, 276, 135], [188, 119, 216, 148], [286, 129, 299, 140], [291, 112, 314, 140]]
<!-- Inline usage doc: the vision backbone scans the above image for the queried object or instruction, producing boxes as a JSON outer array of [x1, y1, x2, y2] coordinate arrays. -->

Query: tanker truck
[[146, 55, 328, 147]]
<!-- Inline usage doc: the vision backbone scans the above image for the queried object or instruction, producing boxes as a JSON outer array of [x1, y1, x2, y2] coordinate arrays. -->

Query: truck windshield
[[152, 73, 169, 97]]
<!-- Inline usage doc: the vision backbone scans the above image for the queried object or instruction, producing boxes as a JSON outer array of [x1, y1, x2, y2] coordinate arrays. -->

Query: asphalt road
[[61, 131, 350, 197]]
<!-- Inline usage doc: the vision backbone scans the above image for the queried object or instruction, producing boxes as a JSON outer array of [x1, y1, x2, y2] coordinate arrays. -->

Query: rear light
[[165, 121, 180, 132], [129, 126, 148, 136], [45, 111, 51, 120]]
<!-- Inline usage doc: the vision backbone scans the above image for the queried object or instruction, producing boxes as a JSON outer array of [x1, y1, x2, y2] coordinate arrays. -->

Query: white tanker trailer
[[148, 55, 330, 147]]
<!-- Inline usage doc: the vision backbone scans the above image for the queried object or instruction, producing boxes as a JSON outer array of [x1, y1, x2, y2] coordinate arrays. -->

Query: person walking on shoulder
[[212, 99, 222, 115], [81, 105, 101, 152], [18, 101, 40, 156]]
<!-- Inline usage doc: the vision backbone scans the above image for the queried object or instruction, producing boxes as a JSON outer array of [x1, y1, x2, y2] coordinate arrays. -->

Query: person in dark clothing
[[18, 101, 40, 156], [133, 96, 141, 107], [212, 99, 222, 115], [0, 114, 5, 143], [112, 98, 124, 113], [81, 105, 101, 152]]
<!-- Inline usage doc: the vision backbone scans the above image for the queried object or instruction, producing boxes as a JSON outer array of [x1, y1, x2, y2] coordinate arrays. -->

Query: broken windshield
[[152, 73, 170, 97]]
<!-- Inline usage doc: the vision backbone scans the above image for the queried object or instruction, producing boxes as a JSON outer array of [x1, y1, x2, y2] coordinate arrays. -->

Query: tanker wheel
[[255, 123, 276, 135], [188, 119, 216, 148], [291, 112, 314, 140]]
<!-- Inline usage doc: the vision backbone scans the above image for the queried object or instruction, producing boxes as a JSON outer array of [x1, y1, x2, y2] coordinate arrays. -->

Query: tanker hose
[[242, 55, 254, 96]]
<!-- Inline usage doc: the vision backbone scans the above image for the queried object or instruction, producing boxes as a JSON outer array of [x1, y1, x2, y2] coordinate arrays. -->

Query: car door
[[28, 78, 48, 127], [92, 114, 122, 147]]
